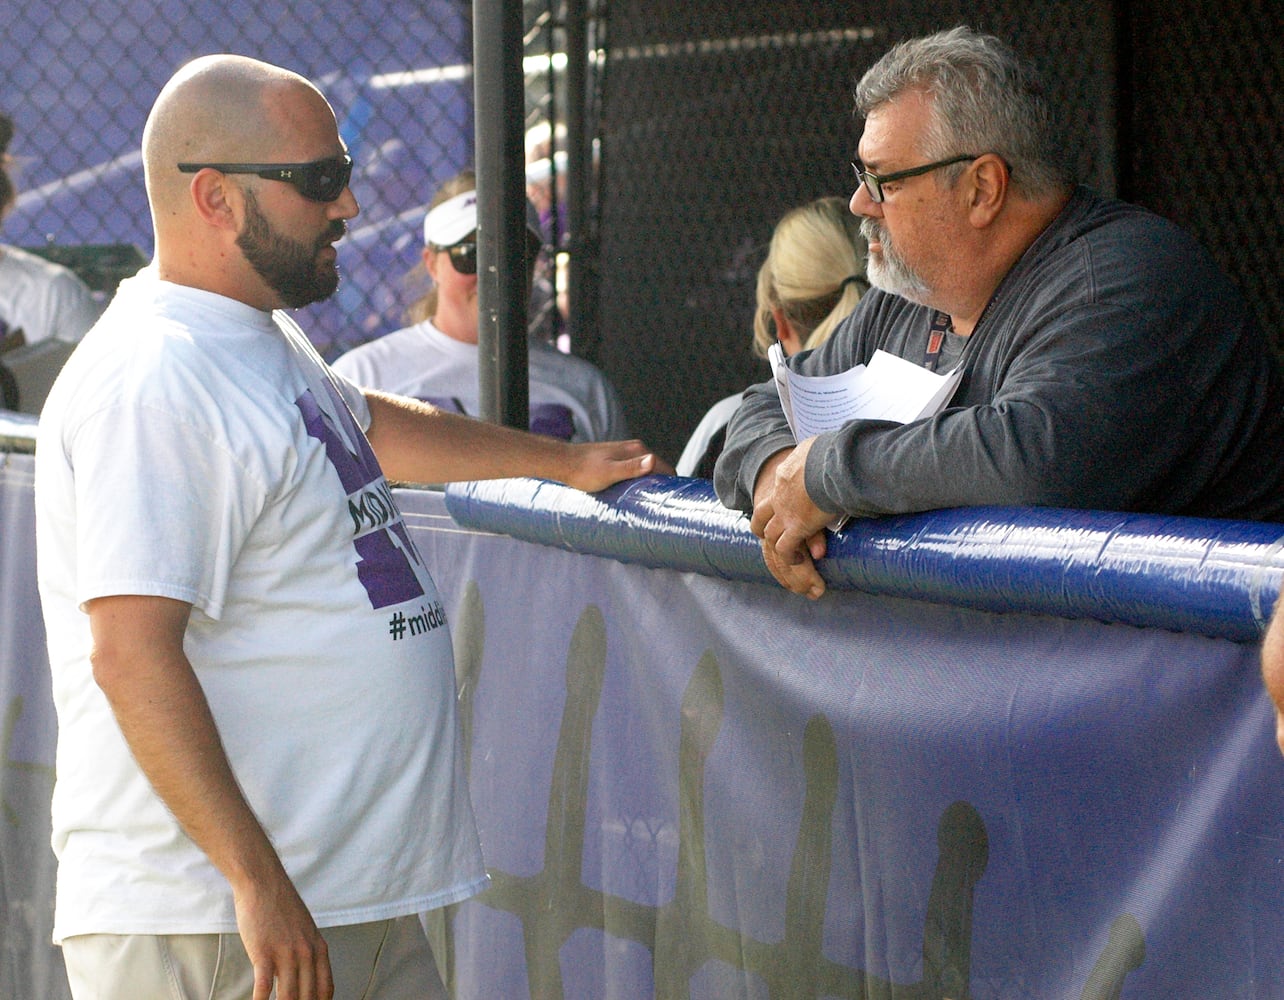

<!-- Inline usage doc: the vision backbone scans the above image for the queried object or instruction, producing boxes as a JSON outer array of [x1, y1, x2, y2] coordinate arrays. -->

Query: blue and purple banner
[[420, 480, 1284, 998], [5, 456, 1284, 997]]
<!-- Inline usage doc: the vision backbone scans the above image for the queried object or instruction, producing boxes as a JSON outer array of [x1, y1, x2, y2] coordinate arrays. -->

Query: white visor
[[422, 189, 545, 247], [423, 191, 478, 247]]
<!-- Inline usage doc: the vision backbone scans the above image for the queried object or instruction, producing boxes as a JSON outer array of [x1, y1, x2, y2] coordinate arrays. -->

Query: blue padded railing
[[444, 475, 1284, 643]]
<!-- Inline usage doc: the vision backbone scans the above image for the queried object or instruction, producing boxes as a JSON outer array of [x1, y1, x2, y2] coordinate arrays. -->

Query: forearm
[[802, 412, 1039, 518], [364, 390, 660, 491], [365, 391, 566, 482], [712, 381, 797, 512], [88, 593, 328, 998], [803, 389, 1166, 519]]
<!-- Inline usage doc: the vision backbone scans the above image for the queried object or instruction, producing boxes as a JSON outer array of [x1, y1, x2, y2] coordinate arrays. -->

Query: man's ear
[[967, 153, 1008, 228], [187, 168, 239, 231]]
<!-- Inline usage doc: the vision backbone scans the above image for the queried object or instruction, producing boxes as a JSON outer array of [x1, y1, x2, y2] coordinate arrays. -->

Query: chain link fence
[[4, 1, 1280, 462], [1124, 0, 1284, 358], [593, 1, 1122, 461], [2, 0, 476, 361]]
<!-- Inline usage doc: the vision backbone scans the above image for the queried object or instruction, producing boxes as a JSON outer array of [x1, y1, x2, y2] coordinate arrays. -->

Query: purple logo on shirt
[[296, 383, 429, 610]]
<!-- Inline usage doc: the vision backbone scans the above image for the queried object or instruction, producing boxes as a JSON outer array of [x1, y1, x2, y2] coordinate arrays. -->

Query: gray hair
[[854, 26, 1072, 197]]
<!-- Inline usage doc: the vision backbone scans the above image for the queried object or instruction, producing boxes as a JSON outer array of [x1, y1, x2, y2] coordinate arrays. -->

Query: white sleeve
[[327, 364, 373, 432], [48, 271, 103, 343], [68, 403, 263, 620]]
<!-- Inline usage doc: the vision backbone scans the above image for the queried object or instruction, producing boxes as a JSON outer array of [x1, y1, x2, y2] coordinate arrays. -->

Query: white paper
[[771, 345, 961, 439], [863, 350, 964, 423], [768, 344, 963, 532]]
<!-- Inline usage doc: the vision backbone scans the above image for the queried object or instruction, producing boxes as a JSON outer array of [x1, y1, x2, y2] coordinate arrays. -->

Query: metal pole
[[473, 0, 529, 430], [542, 0, 563, 344], [563, 0, 591, 354]]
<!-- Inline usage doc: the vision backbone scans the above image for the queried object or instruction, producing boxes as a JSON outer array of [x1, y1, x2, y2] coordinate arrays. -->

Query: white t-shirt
[[0, 244, 101, 345], [35, 270, 486, 940], [332, 318, 628, 443]]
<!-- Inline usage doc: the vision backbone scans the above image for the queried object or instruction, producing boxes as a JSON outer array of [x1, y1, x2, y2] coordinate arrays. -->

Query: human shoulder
[[1023, 188, 1202, 272], [1011, 187, 1234, 318], [0, 245, 100, 342], [524, 341, 627, 439], [52, 273, 295, 422], [0, 244, 67, 279], [529, 339, 606, 372], [332, 321, 430, 371], [527, 340, 619, 391], [676, 393, 744, 477], [0, 245, 93, 298], [331, 320, 467, 394]]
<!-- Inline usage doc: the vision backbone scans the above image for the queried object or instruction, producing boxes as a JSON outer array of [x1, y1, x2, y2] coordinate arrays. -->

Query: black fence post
[[473, 0, 530, 430]]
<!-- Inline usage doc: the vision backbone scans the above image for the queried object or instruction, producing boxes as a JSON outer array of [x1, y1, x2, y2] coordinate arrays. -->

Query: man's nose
[[849, 182, 880, 218], [331, 185, 360, 221]]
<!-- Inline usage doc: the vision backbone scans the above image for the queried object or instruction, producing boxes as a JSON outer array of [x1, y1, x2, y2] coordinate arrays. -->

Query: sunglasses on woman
[[442, 241, 478, 275], [177, 153, 353, 203], [437, 233, 544, 276]]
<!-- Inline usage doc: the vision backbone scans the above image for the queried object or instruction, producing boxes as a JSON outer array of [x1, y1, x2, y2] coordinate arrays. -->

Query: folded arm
[[747, 439, 836, 599]]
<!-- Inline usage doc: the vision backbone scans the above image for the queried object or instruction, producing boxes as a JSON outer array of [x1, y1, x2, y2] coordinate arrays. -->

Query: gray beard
[[861, 220, 931, 305]]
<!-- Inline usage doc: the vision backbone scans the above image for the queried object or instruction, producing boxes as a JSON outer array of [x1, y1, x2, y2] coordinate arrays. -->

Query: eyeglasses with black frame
[[850, 154, 978, 203], [177, 153, 353, 203]]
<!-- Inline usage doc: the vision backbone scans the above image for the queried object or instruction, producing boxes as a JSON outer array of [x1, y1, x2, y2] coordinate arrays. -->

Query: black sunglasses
[[177, 153, 353, 203], [435, 234, 543, 276], [438, 241, 478, 275]]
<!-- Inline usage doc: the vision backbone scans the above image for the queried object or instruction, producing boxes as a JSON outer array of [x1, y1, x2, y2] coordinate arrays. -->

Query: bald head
[[142, 55, 326, 217], [140, 55, 354, 307]]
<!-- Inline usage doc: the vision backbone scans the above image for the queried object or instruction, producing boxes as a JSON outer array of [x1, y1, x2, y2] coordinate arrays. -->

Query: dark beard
[[237, 189, 344, 308]]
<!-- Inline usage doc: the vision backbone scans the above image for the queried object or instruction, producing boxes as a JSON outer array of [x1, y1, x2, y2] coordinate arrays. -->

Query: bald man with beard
[[35, 55, 662, 1000]]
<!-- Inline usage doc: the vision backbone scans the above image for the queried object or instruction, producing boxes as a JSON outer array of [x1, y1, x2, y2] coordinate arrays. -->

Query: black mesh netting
[[592, 0, 1283, 463]]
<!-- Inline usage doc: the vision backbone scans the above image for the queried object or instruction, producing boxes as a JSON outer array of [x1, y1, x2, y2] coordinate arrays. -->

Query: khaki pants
[[60, 914, 447, 1000]]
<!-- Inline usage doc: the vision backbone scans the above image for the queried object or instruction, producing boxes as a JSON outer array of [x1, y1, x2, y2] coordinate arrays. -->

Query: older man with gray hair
[[716, 26, 1284, 599]]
